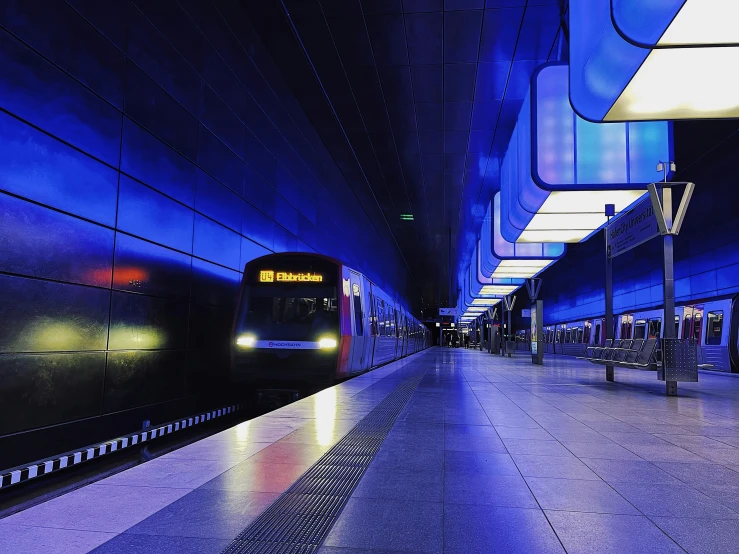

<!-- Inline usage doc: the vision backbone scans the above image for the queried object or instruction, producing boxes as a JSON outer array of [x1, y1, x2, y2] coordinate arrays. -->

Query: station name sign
[[259, 270, 324, 283], [607, 195, 660, 258]]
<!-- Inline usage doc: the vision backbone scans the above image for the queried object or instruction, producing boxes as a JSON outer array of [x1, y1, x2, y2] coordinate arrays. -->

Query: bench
[[578, 338, 658, 370]]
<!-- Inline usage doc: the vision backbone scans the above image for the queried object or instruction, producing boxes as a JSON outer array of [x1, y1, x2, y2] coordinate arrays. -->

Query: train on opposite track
[[230, 253, 431, 387], [514, 295, 738, 372]]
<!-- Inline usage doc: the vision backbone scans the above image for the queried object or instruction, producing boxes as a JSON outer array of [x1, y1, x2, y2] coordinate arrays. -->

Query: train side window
[[706, 311, 723, 345], [352, 283, 363, 336], [682, 314, 692, 339], [693, 312, 703, 343], [674, 315, 680, 338], [594, 323, 601, 344], [634, 319, 647, 340], [377, 299, 384, 336]]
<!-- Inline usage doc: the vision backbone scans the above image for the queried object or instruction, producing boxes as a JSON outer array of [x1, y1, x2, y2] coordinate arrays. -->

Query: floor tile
[[494, 426, 554, 440], [526, 477, 638, 514], [161, 441, 271, 463], [513, 454, 599, 480], [1, 484, 190, 533], [352, 467, 442, 503], [502, 438, 572, 457], [581, 458, 682, 484], [546, 511, 683, 554], [123, 488, 277, 539], [611, 481, 739, 518], [443, 472, 538, 508], [201, 461, 307, 493], [322, 497, 442, 553], [99, 458, 235, 489], [0, 523, 114, 554], [444, 450, 520, 476], [90, 534, 230, 554], [562, 441, 643, 461], [652, 516, 739, 554], [444, 504, 565, 553]]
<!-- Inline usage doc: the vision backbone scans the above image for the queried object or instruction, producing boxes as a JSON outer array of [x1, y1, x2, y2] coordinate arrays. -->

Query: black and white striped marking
[[0, 404, 243, 491]]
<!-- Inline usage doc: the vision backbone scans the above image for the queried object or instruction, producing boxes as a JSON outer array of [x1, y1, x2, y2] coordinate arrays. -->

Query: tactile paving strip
[[222, 369, 425, 554]]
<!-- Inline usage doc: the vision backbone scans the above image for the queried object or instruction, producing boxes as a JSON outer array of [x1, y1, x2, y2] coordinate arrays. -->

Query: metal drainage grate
[[222, 369, 425, 554]]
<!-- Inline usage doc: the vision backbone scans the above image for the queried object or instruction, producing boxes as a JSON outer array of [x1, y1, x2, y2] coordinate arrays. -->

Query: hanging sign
[[607, 195, 660, 258]]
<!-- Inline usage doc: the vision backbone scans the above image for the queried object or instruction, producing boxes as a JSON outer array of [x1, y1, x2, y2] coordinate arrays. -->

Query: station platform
[[2, 348, 739, 554]]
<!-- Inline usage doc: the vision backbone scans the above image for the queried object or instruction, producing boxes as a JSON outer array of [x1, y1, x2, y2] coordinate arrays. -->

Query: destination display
[[259, 271, 324, 283], [607, 195, 660, 258]]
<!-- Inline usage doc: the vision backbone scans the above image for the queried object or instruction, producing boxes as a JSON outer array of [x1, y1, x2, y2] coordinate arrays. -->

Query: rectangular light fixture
[[498, 63, 671, 245], [400, 214, 414, 221], [570, 0, 739, 121]]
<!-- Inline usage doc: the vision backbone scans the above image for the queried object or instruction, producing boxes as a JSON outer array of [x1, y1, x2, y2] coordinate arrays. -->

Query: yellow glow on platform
[[314, 387, 337, 446], [235, 421, 250, 442]]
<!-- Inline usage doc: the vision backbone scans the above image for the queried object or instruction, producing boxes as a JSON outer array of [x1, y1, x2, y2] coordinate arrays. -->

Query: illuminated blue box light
[[498, 63, 672, 244], [570, 0, 739, 121]]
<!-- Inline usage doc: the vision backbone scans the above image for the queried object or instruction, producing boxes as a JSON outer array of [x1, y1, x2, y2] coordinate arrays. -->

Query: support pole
[[605, 216, 614, 382], [662, 188, 678, 396]]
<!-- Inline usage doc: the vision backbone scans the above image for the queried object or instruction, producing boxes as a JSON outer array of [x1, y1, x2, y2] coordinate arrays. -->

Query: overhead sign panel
[[607, 194, 660, 258]]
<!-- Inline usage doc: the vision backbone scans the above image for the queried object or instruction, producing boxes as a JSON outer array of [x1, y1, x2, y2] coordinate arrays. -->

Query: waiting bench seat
[[578, 338, 658, 369]]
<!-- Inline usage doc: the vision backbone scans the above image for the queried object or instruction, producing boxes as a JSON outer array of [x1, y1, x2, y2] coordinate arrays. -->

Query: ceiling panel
[[244, 0, 563, 309], [405, 12, 443, 65]]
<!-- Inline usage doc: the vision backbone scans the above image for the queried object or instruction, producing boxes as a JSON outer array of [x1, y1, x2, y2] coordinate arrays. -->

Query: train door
[[619, 314, 633, 339], [348, 272, 366, 373], [368, 285, 378, 368]]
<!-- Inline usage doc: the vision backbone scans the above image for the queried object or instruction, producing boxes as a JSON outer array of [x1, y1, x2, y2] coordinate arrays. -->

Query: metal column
[[604, 208, 614, 382], [661, 188, 678, 396]]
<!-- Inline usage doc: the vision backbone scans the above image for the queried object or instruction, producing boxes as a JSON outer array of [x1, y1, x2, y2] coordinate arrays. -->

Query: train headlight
[[318, 337, 338, 349], [236, 334, 256, 348]]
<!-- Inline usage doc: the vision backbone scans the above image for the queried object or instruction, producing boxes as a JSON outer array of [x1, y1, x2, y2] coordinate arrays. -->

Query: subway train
[[524, 295, 738, 372], [230, 253, 431, 386]]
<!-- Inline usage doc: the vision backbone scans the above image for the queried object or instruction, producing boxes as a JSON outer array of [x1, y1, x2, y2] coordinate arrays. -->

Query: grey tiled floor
[[322, 348, 739, 553], [4, 348, 739, 553]]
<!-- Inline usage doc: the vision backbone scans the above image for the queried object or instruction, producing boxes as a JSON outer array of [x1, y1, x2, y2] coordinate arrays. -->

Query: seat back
[[614, 340, 633, 361], [604, 340, 621, 360], [625, 339, 644, 363], [635, 338, 658, 365]]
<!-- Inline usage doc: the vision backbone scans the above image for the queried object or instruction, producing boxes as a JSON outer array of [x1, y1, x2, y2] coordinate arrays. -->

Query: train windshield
[[246, 295, 337, 329], [238, 257, 340, 341]]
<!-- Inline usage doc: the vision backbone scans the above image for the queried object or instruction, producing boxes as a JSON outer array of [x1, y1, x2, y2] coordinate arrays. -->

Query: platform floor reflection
[[3, 348, 739, 553]]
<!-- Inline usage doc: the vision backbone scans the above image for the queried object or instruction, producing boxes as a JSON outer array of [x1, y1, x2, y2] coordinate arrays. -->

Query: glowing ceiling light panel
[[498, 63, 671, 244], [471, 299, 502, 306], [570, 0, 739, 121]]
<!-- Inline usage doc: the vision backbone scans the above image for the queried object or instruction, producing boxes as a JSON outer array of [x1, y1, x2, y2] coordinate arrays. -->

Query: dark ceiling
[[243, 0, 564, 310]]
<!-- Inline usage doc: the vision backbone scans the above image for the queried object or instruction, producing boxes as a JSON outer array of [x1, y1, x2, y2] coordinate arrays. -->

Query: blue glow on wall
[[0, 0, 413, 454]]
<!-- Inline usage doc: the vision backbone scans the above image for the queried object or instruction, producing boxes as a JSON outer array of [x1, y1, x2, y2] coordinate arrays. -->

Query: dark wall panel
[[120, 117, 197, 207], [0, 192, 114, 287], [104, 350, 186, 413], [117, 175, 195, 253], [0, 275, 110, 353], [0, 111, 119, 226], [113, 233, 192, 299], [0, 29, 121, 165], [0, 0, 125, 108], [109, 291, 189, 351], [0, 352, 105, 435]]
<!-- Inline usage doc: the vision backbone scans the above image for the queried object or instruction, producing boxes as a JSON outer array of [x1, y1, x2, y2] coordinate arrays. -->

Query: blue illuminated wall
[[0, 0, 411, 461], [538, 121, 739, 325]]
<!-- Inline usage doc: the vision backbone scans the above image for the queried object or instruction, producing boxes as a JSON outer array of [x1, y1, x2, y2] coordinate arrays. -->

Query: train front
[[232, 254, 341, 387]]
